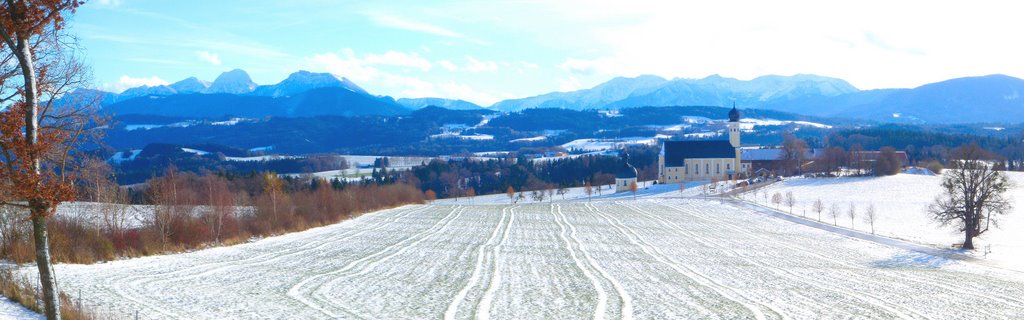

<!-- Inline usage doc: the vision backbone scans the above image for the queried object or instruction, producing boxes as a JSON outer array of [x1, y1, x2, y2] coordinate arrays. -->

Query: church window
[[705, 163, 709, 174], [716, 163, 720, 174]]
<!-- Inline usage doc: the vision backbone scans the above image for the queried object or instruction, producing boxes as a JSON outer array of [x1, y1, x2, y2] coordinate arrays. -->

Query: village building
[[658, 106, 750, 183], [615, 152, 638, 193]]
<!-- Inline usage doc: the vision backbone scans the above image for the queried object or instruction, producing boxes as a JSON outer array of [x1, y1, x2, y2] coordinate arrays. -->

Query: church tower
[[728, 103, 742, 179], [728, 103, 741, 148]]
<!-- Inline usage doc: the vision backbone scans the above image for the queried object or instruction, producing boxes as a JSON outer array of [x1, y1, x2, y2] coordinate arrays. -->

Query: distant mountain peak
[[170, 77, 211, 94], [206, 69, 256, 94], [252, 70, 367, 97]]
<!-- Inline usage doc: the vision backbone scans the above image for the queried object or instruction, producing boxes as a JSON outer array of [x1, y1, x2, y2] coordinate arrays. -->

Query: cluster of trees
[[405, 147, 658, 199], [0, 164, 424, 265], [772, 133, 905, 177]]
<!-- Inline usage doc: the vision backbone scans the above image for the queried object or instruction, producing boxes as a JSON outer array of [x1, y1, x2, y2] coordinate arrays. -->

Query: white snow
[[123, 124, 164, 131], [561, 137, 659, 152], [108, 149, 142, 164], [0, 298, 41, 320], [180, 148, 209, 156], [30, 192, 1024, 319], [751, 173, 1024, 272], [738, 118, 832, 129], [510, 136, 546, 143]]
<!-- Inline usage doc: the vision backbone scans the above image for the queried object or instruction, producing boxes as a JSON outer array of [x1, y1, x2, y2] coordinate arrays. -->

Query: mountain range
[[78, 68, 1024, 124]]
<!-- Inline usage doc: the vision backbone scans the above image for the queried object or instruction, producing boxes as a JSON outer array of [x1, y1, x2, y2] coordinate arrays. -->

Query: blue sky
[[75, 0, 1024, 106]]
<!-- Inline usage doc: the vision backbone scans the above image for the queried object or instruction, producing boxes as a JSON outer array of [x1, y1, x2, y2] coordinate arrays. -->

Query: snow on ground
[[751, 172, 1024, 272], [737, 118, 832, 129], [0, 298, 41, 320], [108, 149, 141, 164], [510, 136, 546, 143], [561, 137, 660, 152], [28, 186, 1024, 319]]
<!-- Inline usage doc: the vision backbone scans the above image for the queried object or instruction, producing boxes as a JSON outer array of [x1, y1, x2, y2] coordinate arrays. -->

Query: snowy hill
[[397, 97, 484, 110], [751, 173, 1024, 271]]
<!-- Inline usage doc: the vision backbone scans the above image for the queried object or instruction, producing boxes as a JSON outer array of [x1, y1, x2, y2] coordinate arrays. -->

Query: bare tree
[[751, 187, 759, 204], [847, 203, 857, 229], [557, 186, 568, 200], [424, 189, 437, 202], [516, 191, 525, 203], [506, 186, 515, 204], [864, 204, 877, 234], [829, 203, 841, 226], [629, 181, 639, 200], [531, 190, 545, 203], [929, 143, 1013, 249], [771, 192, 782, 209], [0, 1, 92, 317], [584, 181, 593, 202], [784, 191, 795, 213], [780, 132, 809, 176], [812, 198, 824, 222]]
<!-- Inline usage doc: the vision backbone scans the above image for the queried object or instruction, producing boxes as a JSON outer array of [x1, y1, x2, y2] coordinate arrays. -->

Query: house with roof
[[615, 152, 638, 193], [658, 106, 750, 183]]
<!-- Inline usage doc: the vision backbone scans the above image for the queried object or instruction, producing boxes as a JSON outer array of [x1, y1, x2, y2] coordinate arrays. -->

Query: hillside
[[29, 195, 1024, 318], [752, 173, 1024, 271]]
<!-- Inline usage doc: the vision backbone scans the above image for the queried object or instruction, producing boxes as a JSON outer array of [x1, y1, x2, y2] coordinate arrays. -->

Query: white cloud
[[438, 60, 459, 71], [364, 51, 432, 71], [558, 76, 582, 92], [103, 75, 169, 93], [304, 49, 503, 105], [369, 13, 464, 38], [305, 49, 380, 82], [196, 51, 222, 65], [95, 0, 122, 6], [464, 56, 498, 73]]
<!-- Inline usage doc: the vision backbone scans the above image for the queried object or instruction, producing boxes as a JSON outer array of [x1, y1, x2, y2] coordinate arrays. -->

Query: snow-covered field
[[751, 172, 1024, 271], [25, 192, 1024, 319]]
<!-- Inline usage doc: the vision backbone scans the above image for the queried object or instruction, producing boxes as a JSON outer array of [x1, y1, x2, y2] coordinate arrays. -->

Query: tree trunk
[[32, 209, 61, 320], [17, 34, 61, 320], [963, 230, 974, 250]]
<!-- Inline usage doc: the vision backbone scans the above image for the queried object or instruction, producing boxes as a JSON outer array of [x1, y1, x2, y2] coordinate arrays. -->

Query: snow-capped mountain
[[252, 70, 366, 97], [206, 69, 257, 94], [117, 85, 177, 101], [492, 75, 668, 111], [170, 77, 211, 94], [397, 97, 483, 110], [604, 74, 858, 109]]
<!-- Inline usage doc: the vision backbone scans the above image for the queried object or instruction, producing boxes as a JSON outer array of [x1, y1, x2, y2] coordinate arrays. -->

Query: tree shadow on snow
[[870, 251, 953, 270]]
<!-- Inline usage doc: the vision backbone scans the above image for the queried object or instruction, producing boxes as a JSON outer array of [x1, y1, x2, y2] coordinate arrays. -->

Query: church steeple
[[728, 103, 741, 148], [728, 102, 740, 122]]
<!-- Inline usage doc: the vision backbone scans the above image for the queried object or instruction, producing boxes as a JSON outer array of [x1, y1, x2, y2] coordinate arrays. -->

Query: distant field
[[753, 172, 1024, 271], [31, 197, 1024, 319]]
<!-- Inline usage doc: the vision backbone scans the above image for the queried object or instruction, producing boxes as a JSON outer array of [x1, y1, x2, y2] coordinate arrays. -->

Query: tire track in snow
[[444, 206, 511, 320], [474, 205, 516, 320], [107, 205, 429, 317], [586, 202, 774, 320], [547, 204, 609, 320], [286, 204, 464, 318], [141, 205, 429, 287], [635, 200, 927, 319], [556, 203, 635, 320], [726, 199, 1024, 310], [314, 205, 473, 316]]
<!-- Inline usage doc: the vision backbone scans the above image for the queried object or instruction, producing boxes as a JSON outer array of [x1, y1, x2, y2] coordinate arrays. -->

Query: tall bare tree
[[0, 1, 90, 318], [929, 143, 1012, 249], [864, 204, 877, 234], [780, 132, 809, 176], [812, 198, 824, 222], [847, 203, 857, 229], [784, 191, 795, 213]]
